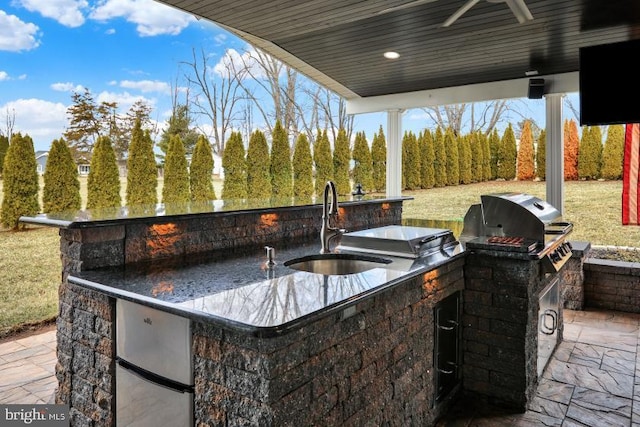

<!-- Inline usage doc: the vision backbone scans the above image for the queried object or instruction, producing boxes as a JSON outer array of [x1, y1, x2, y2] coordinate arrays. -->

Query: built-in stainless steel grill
[[460, 193, 573, 273], [337, 225, 458, 259]]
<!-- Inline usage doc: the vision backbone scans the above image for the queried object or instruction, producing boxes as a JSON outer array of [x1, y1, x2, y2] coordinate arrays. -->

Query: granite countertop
[[19, 195, 410, 229], [69, 239, 464, 337]]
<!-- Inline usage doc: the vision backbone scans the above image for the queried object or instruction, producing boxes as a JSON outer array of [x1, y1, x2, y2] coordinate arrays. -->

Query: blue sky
[[0, 0, 578, 153]]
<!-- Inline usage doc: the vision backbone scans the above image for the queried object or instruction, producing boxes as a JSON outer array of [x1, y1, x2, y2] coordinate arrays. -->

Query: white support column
[[386, 109, 404, 197], [545, 94, 565, 213]]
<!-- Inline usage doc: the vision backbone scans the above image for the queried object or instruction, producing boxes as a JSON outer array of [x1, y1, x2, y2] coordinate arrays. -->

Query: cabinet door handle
[[437, 319, 458, 331], [540, 309, 557, 335]]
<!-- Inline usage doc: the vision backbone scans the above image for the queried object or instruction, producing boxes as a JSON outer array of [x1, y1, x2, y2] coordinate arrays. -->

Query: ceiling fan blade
[[505, 0, 533, 23], [442, 0, 481, 27]]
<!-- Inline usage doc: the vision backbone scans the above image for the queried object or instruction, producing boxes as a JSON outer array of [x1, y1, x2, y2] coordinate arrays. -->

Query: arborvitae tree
[[480, 131, 492, 181], [1, 133, 40, 229], [162, 134, 190, 204], [333, 127, 351, 195], [270, 120, 293, 198], [43, 138, 81, 213], [403, 131, 421, 190], [352, 131, 374, 192], [564, 119, 580, 180], [578, 125, 603, 180], [601, 125, 624, 180], [157, 104, 200, 163], [420, 130, 435, 189], [313, 129, 333, 197], [497, 124, 517, 180], [517, 120, 536, 180], [126, 118, 157, 206], [458, 133, 472, 184], [292, 133, 314, 199], [221, 131, 247, 200], [469, 131, 483, 182], [488, 128, 501, 180], [444, 128, 460, 186], [371, 126, 386, 192], [433, 127, 447, 187], [87, 135, 121, 210], [0, 134, 8, 176], [246, 129, 271, 199], [536, 129, 547, 180], [190, 135, 216, 202]]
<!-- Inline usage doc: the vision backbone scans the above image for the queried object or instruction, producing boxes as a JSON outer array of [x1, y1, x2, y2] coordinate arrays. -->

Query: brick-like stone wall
[[58, 202, 403, 271], [192, 258, 465, 426], [56, 282, 115, 427], [463, 252, 555, 411], [54, 200, 403, 426], [560, 241, 591, 310], [584, 258, 640, 313]]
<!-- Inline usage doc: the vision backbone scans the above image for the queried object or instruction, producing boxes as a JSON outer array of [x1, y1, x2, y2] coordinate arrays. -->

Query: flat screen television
[[579, 38, 640, 126]]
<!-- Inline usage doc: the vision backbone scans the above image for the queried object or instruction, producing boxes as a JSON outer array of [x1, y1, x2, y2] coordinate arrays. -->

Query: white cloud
[[18, 74, 27, 80], [105, 28, 115, 35], [119, 79, 171, 94], [50, 82, 85, 92], [1, 98, 69, 150], [213, 33, 227, 45], [90, 0, 194, 36], [95, 90, 156, 111], [0, 71, 9, 81], [17, 0, 88, 28], [214, 47, 266, 80], [0, 10, 40, 52]]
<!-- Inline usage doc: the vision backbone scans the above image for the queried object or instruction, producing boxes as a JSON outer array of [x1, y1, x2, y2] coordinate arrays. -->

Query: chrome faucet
[[320, 181, 345, 253]]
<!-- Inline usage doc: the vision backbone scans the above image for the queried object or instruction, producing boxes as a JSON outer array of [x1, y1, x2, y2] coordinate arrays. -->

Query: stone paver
[[2, 309, 640, 426], [440, 309, 640, 426]]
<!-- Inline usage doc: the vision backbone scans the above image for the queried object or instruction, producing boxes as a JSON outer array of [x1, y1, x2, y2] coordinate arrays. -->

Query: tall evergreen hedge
[[313, 129, 333, 197], [190, 135, 216, 202], [222, 131, 247, 200], [43, 138, 81, 214], [469, 132, 483, 182], [0, 134, 8, 177], [270, 120, 293, 198], [488, 128, 500, 180], [458, 134, 472, 184], [333, 127, 351, 195], [444, 128, 460, 185], [536, 129, 547, 180], [402, 131, 421, 190], [564, 119, 580, 180], [292, 133, 314, 200], [601, 124, 624, 180], [352, 131, 374, 192], [517, 120, 535, 180], [162, 134, 190, 204], [371, 126, 386, 192], [480, 131, 492, 181], [87, 135, 121, 210], [497, 124, 517, 180], [1, 133, 40, 229], [419, 130, 435, 189], [246, 129, 271, 199], [126, 118, 157, 206], [578, 126, 602, 180], [433, 127, 447, 187]]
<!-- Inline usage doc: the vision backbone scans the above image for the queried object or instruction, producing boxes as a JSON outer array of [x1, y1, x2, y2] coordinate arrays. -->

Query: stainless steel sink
[[284, 253, 392, 275]]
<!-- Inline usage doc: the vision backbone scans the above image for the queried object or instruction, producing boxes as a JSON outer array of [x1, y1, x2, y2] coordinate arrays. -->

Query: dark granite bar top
[[19, 195, 410, 229], [68, 240, 464, 337]]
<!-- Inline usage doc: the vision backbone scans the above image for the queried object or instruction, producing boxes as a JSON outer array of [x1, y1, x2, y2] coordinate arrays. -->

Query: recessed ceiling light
[[384, 51, 400, 59]]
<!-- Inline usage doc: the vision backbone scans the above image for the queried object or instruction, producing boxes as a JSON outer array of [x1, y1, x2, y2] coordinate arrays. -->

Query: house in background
[[35, 151, 48, 175]]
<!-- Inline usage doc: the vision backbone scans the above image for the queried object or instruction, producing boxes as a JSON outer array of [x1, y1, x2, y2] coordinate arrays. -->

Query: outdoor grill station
[[19, 185, 584, 425]]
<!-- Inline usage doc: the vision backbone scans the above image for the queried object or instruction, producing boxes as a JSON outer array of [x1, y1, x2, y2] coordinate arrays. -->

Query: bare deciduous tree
[[1, 107, 16, 140], [182, 47, 245, 154], [421, 100, 511, 136]]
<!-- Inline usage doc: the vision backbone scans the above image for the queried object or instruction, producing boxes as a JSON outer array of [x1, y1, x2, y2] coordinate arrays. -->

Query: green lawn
[[1, 178, 638, 337]]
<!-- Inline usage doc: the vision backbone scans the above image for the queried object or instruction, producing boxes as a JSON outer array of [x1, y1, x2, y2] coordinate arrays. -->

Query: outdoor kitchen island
[[20, 196, 468, 426]]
